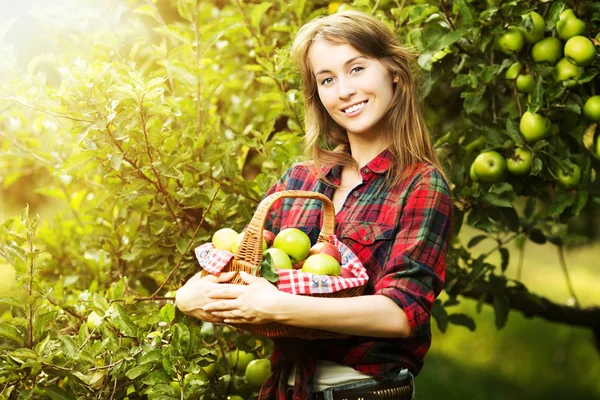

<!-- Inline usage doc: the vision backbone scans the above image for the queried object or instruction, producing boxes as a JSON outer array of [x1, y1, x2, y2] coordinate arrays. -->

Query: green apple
[[231, 232, 267, 254], [263, 248, 293, 269], [86, 311, 103, 329], [564, 36, 597, 67], [496, 28, 525, 55], [505, 62, 522, 80], [506, 147, 533, 176], [245, 359, 271, 389], [212, 228, 238, 251], [228, 396, 245, 400], [203, 362, 217, 379], [583, 96, 600, 122], [184, 370, 210, 385], [472, 151, 506, 183], [226, 349, 255, 373], [556, 163, 581, 189], [273, 228, 311, 263], [522, 11, 545, 44], [591, 134, 600, 160], [557, 10, 586, 40], [301, 253, 341, 276], [532, 37, 562, 64], [470, 161, 479, 182], [520, 111, 551, 142], [553, 57, 583, 84], [516, 74, 534, 93]]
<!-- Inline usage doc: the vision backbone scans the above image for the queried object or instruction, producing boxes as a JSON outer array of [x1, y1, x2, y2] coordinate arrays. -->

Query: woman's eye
[[321, 77, 333, 85], [351, 66, 364, 74]]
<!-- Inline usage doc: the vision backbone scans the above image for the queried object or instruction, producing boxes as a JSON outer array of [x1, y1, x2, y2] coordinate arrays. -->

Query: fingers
[[203, 300, 239, 312], [238, 271, 258, 284], [207, 285, 243, 299], [217, 271, 237, 283]]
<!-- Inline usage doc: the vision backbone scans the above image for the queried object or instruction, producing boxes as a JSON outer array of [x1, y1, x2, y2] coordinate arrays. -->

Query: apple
[[531, 37, 562, 64], [496, 28, 524, 55], [516, 74, 534, 93], [340, 268, 355, 279], [245, 359, 271, 389], [557, 10, 586, 40], [556, 163, 581, 189], [263, 248, 293, 269], [553, 57, 583, 84], [302, 253, 341, 276], [521, 11, 545, 44], [184, 370, 209, 385], [308, 242, 341, 264], [472, 151, 506, 183], [292, 260, 305, 270], [470, 161, 479, 182], [506, 147, 533, 176], [203, 362, 217, 379], [505, 62, 522, 80], [86, 311, 103, 329], [564, 36, 597, 67], [273, 228, 311, 263], [228, 396, 245, 400], [262, 229, 276, 247], [226, 349, 255, 373], [520, 111, 551, 142], [583, 96, 600, 122], [231, 232, 267, 254], [212, 228, 238, 251]]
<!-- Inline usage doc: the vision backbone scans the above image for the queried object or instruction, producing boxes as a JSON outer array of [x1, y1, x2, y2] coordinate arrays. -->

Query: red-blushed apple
[[262, 229, 276, 247], [292, 260, 304, 270], [340, 268, 355, 279], [308, 242, 342, 264]]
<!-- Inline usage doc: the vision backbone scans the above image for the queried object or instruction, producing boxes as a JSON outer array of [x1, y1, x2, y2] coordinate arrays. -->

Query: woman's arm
[[203, 271, 412, 338]]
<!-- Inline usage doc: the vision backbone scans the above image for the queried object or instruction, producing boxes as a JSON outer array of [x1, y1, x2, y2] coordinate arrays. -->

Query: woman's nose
[[337, 77, 357, 100]]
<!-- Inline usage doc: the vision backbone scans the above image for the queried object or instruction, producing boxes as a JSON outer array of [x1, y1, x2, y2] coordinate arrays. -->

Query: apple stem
[[557, 245, 581, 308]]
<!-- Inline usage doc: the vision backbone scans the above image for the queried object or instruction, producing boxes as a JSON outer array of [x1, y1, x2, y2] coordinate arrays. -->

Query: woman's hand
[[203, 271, 282, 325], [175, 271, 237, 323]]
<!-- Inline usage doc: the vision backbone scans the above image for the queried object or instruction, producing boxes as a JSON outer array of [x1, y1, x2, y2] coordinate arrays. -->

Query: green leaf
[[20, 205, 29, 224], [572, 190, 588, 216], [431, 299, 448, 333], [171, 323, 191, 357], [448, 313, 476, 331], [0, 323, 24, 346], [524, 197, 536, 218], [547, 0, 566, 30], [467, 235, 488, 248], [550, 192, 576, 216], [499, 248, 509, 272], [0, 296, 26, 312], [142, 369, 171, 385], [56, 151, 96, 175], [530, 74, 544, 109], [140, 349, 164, 365], [490, 275, 509, 329], [125, 364, 153, 380], [455, 0, 474, 27], [260, 253, 279, 283], [160, 304, 176, 323], [93, 293, 109, 313], [108, 303, 137, 337], [505, 118, 524, 145], [58, 336, 77, 358], [440, 29, 467, 48], [482, 192, 513, 208], [45, 385, 77, 400], [251, 2, 272, 29]]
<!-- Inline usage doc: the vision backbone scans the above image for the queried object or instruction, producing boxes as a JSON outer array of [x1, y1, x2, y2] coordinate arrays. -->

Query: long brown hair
[[290, 10, 449, 188]]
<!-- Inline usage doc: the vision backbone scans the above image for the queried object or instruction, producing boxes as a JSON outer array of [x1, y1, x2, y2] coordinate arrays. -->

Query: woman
[[176, 10, 453, 400]]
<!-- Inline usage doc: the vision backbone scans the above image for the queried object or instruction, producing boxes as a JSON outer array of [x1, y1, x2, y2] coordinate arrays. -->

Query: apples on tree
[[564, 36, 597, 67], [521, 11, 545, 44], [520, 111, 551, 142], [308, 242, 341, 264], [553, 57, 584, 84], [507, 147, 533, 176], [556, 163, 581, 190], [470, 162, 479, 182], [245, 359, 271, 389], [557, 9, 586, 40], [212, 228, 238, 251], [226, 349, 255, 373], [583, 96, 600, 122], [472, 151, 506, 184], [505, 62, 522, 80], [532, 37, 562, 64], [496, 28, 524, 55], [516, 74, 534, 93]]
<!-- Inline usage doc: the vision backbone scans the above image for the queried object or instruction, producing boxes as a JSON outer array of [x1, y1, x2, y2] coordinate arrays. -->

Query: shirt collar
[[320, 147, 393, 184]]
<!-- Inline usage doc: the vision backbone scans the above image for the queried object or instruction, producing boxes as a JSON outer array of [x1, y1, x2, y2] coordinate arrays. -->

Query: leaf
[[530, 74, 544, 108], [171, 323, 190, 357], [251, 2, 272, 29], [482, 192, 513, 208], [160, 304, 176, 323], [45, 385, 77, 400], [550, 192, 576, 216], [547, 0, 566, 30], [440, 29, 467, 48], [0, 323, 24, 346], [108, 303, 137, 337], [524, 197, 536, 218], [125, 364, 152, 380], [431, 299, 448, 333], [56, 151, 96, 175], [448, 313, 476, 331], [260, 253, 279, 283], [142, 370, 171, 385], [140, 350, 163, 365], [20, 205, 29, 224], [489, 274, 509, 329], [455, 0, 474, 27], [467, 235, 488, 248], [0, 296, 26, 313], [499, 248, 509, 272], [505, 118, 524, 145], [572, 190, 588, 216], [58, 336, 77, 358]]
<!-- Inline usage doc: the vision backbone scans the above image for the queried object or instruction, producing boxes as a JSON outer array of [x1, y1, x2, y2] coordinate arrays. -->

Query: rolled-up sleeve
[[374, 168, 453, 337]]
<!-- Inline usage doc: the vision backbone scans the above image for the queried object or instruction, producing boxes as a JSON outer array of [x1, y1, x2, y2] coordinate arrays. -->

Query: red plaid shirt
[[258, 149, 453, 400]]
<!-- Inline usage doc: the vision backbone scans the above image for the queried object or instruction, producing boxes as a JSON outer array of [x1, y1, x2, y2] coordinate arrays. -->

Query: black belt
[[287, 378, 413, 400]]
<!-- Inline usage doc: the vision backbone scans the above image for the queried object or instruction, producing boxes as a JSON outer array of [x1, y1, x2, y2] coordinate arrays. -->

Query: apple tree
[[1, 0, 600, 398]]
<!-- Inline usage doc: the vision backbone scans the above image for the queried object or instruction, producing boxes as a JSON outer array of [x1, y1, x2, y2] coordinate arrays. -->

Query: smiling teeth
[[344, 101, 367, 113]]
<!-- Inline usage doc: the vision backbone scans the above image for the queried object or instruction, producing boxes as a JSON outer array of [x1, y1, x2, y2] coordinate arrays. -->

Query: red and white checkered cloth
[[194, 235, 368, 295]]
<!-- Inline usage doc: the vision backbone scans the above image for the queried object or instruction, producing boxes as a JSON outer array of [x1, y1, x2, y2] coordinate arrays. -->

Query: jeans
[[318, 368, 415, 400]]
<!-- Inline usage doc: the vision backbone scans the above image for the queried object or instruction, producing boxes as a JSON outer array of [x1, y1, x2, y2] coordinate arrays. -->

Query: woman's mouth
[[342, 101, 368, 116]]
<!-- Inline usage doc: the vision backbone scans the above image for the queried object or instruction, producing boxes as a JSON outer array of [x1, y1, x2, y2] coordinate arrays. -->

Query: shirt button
[[363, 168, 370, 174], [353, 191, 360, 197]]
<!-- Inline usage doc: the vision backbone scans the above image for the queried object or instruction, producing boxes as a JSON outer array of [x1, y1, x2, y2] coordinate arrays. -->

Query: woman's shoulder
[[402, 162, 451, 196]]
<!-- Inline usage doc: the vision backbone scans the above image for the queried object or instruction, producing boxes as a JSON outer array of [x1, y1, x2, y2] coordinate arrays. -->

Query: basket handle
[[235, 190, 336, 270]]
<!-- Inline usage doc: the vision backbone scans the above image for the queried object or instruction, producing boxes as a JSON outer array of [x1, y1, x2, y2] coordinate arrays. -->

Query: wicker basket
[[202, 190, 366, 339]]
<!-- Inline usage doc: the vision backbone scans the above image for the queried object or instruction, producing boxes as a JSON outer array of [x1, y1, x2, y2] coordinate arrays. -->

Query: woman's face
[[308, 39, 395, 140]]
